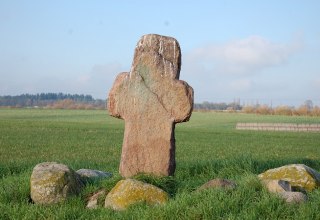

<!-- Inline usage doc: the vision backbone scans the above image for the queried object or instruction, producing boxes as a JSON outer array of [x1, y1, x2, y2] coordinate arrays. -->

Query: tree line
[[1, 94, 318, 116], [195, 100, 319, 116], [194, 101, 241, 111], [0, 94, 241, 111], [0, 93, 105, 109]]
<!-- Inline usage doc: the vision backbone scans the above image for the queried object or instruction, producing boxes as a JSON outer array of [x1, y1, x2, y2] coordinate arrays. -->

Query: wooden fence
[[236, 123, 320, 132]]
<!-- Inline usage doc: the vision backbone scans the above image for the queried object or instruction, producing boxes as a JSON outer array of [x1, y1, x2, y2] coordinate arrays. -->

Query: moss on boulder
[[258, 164, 320, 191], [105, 179, 169, 210], [30, 162, 84, 204]]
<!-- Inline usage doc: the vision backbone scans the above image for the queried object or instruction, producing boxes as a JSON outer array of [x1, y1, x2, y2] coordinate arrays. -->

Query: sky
[[1, 1, 320, 106]]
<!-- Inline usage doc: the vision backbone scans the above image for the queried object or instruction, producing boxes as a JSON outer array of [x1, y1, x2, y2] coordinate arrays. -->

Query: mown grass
[[0, 109, 320, 219]]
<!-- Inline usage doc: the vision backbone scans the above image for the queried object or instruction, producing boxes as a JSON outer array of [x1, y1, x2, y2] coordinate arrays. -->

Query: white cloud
[[185, 35, 303, 75], [180, 35, 304, 102]]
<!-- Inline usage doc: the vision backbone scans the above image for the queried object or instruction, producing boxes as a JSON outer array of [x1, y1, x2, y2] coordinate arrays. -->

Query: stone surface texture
[[76, 169, 112, 182], [261, 179, 292, 193], [197, 178, 237, 191], [260, 177, 308, 204], [86, 189, 107, 209], [108, 34, 193, 177], [104, 179, 169, 210], [258, 164, 320, 191], [279, 191, 308, 203], [30, 162, 83, 204]]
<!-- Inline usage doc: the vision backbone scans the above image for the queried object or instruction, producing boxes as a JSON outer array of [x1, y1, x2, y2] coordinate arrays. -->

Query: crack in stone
[[137, 72, 170, 116]]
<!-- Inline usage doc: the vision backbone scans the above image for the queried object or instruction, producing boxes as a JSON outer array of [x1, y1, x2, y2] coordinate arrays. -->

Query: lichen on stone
[[30, 162, 83, 204], [105, 179, 169, 210], [258, 164, 320, 191]]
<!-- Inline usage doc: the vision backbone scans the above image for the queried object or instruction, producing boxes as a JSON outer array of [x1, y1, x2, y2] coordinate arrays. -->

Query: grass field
[[1, 109, 320, 219]]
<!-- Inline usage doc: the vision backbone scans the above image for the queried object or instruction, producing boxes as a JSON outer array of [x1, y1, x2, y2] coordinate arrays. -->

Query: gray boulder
[[30, 162, 84, 204], [279, 191, 308, 203], [76, 169, 112, 182], [260, 179, 308, 204]]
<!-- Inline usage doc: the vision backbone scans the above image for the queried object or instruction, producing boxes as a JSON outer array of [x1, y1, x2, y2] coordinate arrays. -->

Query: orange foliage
[[293, 105, 309, 116], [256, 105, 273, 115], [47, 99, 105, 110], [274, 106, 293, 116], [241, 104, 320, 117], [312, 106, 320, 116], [242, 106, 256, 114]]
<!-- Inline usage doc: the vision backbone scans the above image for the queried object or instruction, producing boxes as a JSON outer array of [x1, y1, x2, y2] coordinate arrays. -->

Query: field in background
[[1, 109, 320, 219]]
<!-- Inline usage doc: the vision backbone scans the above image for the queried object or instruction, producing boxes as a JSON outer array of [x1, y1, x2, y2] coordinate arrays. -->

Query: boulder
[[261, 179, 291, 193], [258, 164, 320, 191], [197, 178, 237, 191], [260, 178, 308, 204], [279, 191, 308, 204], [76, 169, 112, 182], [86, 189, 107, 209], [105, 179, 169, 210], [30, 162, 83, 204]]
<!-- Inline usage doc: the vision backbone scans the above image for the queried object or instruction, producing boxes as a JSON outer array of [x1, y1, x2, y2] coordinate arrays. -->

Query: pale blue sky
[[1, 1, 320, 106]]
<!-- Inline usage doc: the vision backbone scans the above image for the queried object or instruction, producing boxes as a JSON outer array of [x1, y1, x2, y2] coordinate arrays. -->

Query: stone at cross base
[[108, 34, 194, 177]]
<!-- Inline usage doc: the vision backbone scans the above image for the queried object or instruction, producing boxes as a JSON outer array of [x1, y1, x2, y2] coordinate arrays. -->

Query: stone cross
[[108, 34, 193, 177]]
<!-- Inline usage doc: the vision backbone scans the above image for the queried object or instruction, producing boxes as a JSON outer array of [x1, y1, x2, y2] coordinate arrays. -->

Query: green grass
[[1, 109, 320, 219]]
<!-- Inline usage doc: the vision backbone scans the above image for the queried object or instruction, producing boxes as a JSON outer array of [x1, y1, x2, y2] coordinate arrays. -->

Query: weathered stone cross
[[108, 34, 193, 177]]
